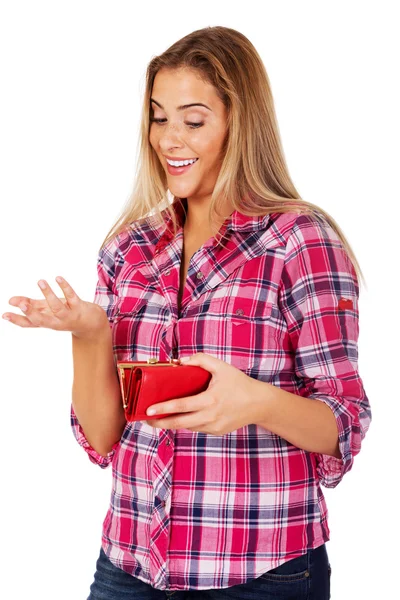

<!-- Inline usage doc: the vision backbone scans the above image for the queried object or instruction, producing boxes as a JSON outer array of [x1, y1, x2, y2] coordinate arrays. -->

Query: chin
[[169, 184, 197, 198]]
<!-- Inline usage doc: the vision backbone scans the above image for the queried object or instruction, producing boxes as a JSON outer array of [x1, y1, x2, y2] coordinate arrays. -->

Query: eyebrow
[[150, 98, 212, 111]]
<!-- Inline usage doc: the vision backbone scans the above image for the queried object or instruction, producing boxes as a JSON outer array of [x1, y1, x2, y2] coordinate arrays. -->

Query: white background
[[0, 1, 397, 598]]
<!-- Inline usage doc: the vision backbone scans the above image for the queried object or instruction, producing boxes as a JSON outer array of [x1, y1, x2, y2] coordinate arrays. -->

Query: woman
[[3, 26, 371, 600]]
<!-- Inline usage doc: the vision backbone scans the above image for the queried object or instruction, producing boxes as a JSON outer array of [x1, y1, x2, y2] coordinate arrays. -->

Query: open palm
[[3, 276, 108, 339]]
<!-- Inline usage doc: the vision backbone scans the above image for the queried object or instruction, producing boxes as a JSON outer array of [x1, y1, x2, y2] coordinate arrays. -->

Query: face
[[149, 68, 228, 206]]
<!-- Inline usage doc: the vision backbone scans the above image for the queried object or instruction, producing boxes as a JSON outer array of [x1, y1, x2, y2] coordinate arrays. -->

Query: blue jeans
[[87, 544, 331, 599]]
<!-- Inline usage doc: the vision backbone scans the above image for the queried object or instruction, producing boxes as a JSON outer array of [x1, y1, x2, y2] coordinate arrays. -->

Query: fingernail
[[20, 303, 28, 312], [147, 408, 156, 416], [180, 356, 191, 363], [56, 276, 63, 283], [2, 314, 10, 320], [38, 280, 46, 289]]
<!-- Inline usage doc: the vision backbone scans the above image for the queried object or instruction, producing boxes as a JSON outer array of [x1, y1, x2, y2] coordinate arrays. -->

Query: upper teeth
[[166, 158, 198, 167]]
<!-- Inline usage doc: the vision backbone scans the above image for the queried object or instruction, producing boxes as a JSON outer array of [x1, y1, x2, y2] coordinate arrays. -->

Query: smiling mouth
[[166, 158, 199, 176]]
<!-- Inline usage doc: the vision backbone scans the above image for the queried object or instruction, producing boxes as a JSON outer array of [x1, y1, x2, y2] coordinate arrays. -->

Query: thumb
[[179, 352, 221, 374]]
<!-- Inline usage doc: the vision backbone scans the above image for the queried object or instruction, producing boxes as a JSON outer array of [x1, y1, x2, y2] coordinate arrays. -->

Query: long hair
[[100, 26, 366, 288]]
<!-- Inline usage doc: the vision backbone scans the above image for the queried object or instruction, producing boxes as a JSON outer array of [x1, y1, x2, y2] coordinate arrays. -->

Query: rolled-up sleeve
[[70, 404, 119, 468], [279, 213, 372, 488], [70, 236, 123, 468]]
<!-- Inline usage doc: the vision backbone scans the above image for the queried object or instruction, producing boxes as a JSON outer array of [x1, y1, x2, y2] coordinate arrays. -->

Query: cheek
[[149, 128, 157, 149], [199, 131, 226, 163], [149, 125, 163, 152], [149, 132, 163, 166]]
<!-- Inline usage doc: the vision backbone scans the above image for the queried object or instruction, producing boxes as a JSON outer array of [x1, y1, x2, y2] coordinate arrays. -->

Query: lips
[[166, 158, 199, 176]]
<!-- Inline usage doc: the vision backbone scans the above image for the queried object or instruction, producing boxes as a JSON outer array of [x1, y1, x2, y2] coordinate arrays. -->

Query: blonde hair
[[101, 26, 366, 288]]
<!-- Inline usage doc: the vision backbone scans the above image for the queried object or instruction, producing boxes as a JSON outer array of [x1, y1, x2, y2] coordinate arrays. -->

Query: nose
[[158, 122, 185, 152]]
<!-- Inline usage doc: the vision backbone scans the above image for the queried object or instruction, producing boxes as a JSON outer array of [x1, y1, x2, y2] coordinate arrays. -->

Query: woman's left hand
[[145, 352, 269, 435]]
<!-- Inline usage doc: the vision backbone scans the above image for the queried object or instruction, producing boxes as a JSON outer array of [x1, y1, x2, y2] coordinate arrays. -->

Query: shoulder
[[275, 211, 356, 287], [98, 217, 168, 281], [270, 211, 345, 263], [98, 229, 131, 274], [272, 210, 339, 244], [101, 217, 162, 258]]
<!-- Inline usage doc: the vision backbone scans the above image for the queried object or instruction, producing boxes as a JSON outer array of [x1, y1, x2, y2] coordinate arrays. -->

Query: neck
[[182, 196, 234, 236]]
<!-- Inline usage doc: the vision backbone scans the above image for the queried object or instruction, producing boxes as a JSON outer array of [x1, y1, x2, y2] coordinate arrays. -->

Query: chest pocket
[[112, 295, 168, 361], [181, 296, 281, 373]]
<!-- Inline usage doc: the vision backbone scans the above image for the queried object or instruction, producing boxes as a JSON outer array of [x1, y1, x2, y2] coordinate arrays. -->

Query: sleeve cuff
[[309, 393, 357, 488], [70, 404, 118, 469]]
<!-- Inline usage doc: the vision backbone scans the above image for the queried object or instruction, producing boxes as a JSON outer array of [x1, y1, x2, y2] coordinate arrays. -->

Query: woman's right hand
[[2, 276, 109, 340]]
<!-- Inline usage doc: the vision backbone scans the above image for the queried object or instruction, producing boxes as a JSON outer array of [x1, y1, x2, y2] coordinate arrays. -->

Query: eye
[[149, 118, 204, 130], [186, 122, 204, 129]]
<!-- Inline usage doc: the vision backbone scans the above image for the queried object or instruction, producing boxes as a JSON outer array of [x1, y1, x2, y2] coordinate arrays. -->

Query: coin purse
[[116, 358, 212, 421]]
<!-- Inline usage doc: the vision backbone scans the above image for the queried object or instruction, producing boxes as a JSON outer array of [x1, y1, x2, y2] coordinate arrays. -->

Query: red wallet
[[116, 358, 212, 421]]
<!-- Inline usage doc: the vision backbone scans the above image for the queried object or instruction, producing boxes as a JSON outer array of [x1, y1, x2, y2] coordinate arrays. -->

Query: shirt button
[[166, 439, 171, 446], [165, 269, 171, 276], [196, 272, 204, 279], [235, 308, 244, 316]]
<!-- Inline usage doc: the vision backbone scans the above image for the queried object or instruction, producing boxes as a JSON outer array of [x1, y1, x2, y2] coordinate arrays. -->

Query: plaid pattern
[[70, 198, 371, 591]]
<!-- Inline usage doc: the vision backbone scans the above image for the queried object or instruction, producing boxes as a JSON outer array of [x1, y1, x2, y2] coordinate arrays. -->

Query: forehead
[[151, 68, 220, 107]]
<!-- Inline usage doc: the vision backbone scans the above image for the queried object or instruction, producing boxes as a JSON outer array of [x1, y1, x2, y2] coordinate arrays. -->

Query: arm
[[256, 381, 341, 458], [71, 323, 126, 460], [259, 213, 372, 488], [70, 235, 126, 467]]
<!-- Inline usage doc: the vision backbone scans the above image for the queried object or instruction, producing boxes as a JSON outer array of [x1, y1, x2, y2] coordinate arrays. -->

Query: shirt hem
[[101, 525, 330, 592]]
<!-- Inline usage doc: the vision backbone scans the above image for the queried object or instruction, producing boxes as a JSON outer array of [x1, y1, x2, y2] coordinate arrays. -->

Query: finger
[[55, 276, 81, 307], [2, 310, 39, 328], [9, 298, 44, 326], [37, 279, 68, 315], [146, 392, 209, 417], [146, 410, 208, 430], [8, 296, 48, 310]]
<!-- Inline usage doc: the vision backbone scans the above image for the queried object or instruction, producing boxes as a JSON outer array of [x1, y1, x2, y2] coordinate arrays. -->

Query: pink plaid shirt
[[70, 198, 371, 591]]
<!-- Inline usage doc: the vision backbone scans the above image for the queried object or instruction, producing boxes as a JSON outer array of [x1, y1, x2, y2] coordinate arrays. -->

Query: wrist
[[248, 376, 273, 426], [72, 312, 111, 342]]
